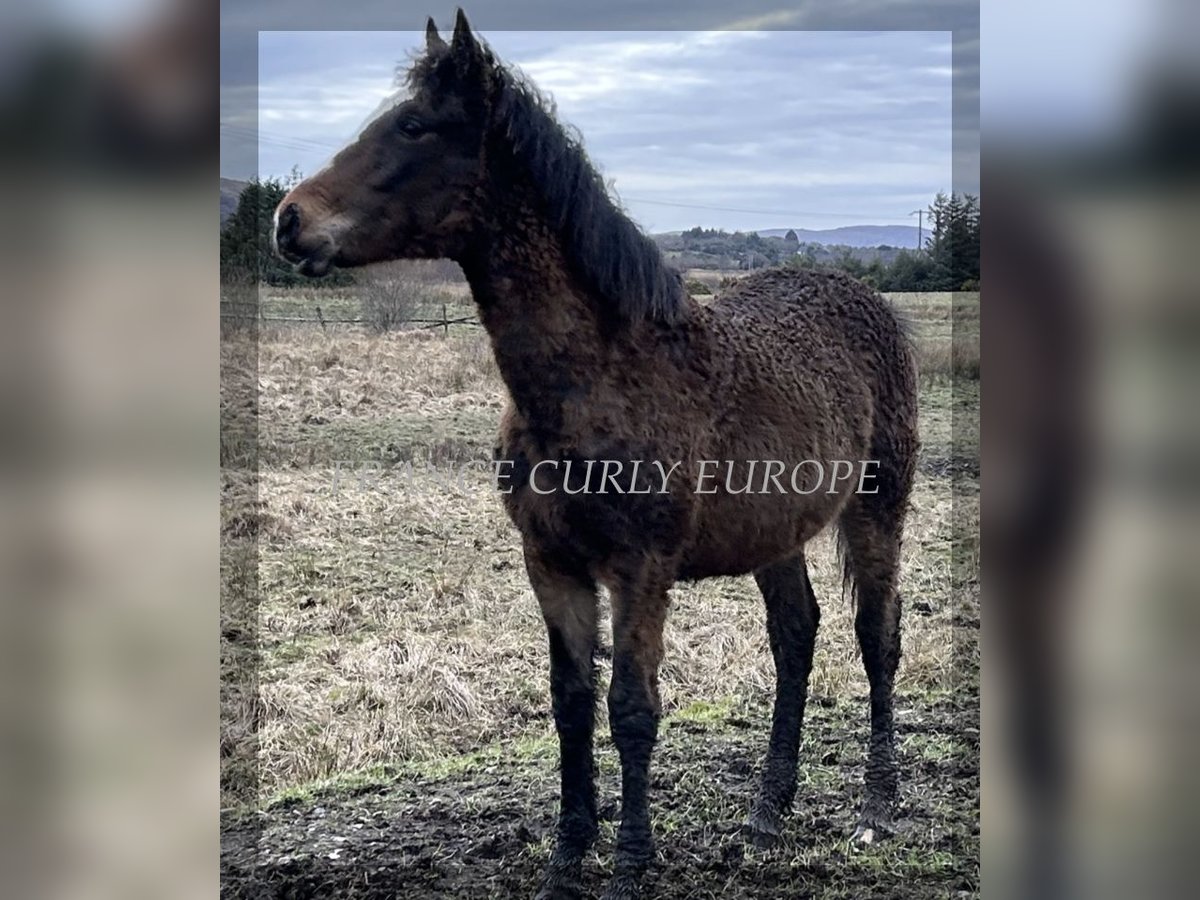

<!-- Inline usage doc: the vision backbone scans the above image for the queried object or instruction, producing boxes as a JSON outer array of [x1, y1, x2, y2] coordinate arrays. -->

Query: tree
[[879, 250, 937, 291], [787, 244, 819, 269], [924, 191, 980, 291], [859, 258, 885, 289], [220, 178, 353, 286], [834, 248, 866, 278], [771, 193, 979, 292]]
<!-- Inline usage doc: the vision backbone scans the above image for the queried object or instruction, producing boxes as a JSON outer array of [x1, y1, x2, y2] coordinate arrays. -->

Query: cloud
[[243, 28, 955, 231], [258, 71, 398, 128]]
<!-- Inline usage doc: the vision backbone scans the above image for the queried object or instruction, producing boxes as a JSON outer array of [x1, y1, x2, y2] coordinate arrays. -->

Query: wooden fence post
[[442, 303, 448, 337]]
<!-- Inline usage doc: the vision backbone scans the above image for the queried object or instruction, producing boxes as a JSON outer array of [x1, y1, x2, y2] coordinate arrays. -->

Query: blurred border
[[219, 0, 981, 893], [2, 2, 218, 899], [0, 2, 984, 899], [982, 1, 1200, 897]]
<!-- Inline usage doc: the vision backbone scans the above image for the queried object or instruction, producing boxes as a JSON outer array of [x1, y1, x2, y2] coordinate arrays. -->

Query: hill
[[652, 227, 910, 271], [220, 177, 249, 225], [756, 225, 920, 249]]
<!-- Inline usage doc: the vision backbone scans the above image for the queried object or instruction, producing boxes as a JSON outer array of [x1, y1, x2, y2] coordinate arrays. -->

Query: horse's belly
[[679, 489, 844, 578], [499, 462, 691, 568]]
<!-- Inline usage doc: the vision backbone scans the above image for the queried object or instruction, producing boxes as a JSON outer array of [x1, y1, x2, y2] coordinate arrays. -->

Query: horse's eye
[[398, 116, 425, 137]]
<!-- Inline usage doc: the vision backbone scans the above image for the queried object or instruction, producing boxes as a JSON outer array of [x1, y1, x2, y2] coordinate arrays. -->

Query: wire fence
[[219, 300, 482, 333]]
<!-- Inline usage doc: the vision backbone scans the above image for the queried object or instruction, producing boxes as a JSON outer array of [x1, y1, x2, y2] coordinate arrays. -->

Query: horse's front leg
[[527, 544, 600, 900], [601, 578, 670, 900]]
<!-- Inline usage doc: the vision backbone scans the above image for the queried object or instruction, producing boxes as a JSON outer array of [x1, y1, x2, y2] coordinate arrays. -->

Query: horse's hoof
[[745, 806, 783, 849], [852, 824, 878, 845], [599, 872, 642, 900], [535, 882, 582, 900], [852, 816, 893, 846], [748, 827, 780, 850], [745, 821, 781, 850], [536, 860, 584, 900]]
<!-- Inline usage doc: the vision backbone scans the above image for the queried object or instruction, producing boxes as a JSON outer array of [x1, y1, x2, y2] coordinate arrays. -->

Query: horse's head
[[274, 10, 491, 276]]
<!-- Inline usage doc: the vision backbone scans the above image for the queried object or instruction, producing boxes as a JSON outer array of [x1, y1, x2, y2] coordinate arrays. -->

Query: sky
[[232, 28, 954, 234]]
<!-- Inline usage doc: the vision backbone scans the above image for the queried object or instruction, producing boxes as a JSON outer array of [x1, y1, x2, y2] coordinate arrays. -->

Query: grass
[[915, 333, 980, 382], [241, 461, 966, 798], [222, 290, 979, 804], [887, 291, 980, 383], [220, 289, 979, 895]]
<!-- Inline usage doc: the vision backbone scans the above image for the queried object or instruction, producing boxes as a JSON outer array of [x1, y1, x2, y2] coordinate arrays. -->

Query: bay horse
[[275, 12, 918, 899]]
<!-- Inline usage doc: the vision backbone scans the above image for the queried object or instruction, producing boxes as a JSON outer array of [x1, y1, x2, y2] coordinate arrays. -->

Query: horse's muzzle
[[274, 201, 334, 276], [274, 203, 302, 256]]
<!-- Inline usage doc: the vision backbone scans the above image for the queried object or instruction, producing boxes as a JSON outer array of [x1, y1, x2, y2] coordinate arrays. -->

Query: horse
[[274, 12, 918, 899]]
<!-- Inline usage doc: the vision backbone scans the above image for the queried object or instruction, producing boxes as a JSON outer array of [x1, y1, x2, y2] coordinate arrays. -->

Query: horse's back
[[679, 265, 918, 573], [712, 267, 908, 348], [711, 266, 916, 415], [706, 266, 911, 406]]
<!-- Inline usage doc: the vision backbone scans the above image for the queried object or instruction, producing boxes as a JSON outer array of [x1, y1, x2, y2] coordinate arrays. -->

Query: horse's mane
[[404, 41, 687, 325]]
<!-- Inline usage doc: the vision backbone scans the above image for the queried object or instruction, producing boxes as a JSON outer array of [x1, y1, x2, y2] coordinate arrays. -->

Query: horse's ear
[[449, 8, 487, 84], [425, 17, 446, 52], [451, 8, 474, 54]]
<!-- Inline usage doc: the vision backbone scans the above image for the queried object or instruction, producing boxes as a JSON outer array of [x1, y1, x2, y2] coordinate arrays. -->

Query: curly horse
[[274, 12, 918, 899]]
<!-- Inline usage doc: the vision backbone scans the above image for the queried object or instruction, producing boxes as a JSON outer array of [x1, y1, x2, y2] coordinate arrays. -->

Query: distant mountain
[[220, 177, 249, 225], [756, 225, 921, 249]]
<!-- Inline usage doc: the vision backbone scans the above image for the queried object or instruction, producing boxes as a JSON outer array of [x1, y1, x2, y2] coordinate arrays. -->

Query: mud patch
[[222, 684, 978, 899], [918, 454, 979, 481]]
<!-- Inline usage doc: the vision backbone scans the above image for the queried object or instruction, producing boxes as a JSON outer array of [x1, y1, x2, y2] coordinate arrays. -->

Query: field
[[220, 286, 980, 898]]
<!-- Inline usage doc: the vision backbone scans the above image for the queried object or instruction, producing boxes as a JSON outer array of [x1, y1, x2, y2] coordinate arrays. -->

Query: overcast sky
[[232, 29, 953, 233]]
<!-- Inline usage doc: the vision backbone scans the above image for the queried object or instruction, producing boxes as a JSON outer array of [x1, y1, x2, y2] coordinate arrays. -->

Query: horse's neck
[[460, 232, 606, 426]]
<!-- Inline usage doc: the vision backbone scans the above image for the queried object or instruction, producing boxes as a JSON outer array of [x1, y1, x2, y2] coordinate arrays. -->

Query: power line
[[221, 123, 341, 148], [220, 124, 343, 154], [222, 135, 332, 156], [222, 132, 329, 157]]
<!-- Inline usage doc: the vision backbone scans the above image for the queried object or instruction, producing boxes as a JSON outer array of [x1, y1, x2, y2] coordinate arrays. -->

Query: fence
[[219, 300, 481, 334]]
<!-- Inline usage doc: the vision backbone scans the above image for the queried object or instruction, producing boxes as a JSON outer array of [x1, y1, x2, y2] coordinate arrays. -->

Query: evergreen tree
[[834, 247, 866, 278], [924, 192, 980, 290], [879, 249, 937, 291], [220, 178, 353, 286], [670, 198, 979, 292]]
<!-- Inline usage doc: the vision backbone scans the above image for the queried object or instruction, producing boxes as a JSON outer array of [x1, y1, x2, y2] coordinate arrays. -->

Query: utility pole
[[910, 209, 924, 252]]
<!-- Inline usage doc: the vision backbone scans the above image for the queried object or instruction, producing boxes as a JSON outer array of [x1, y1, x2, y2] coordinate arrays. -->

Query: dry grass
[[914, 332, 980, 381], [357, 274, 423, 333], [223, 291, 978, 802], [885, 291, 980, 382]]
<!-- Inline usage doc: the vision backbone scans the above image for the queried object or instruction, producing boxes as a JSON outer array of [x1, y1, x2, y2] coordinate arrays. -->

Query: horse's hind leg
[[840, 494, 908, 843], [747, 552, 821, 847]]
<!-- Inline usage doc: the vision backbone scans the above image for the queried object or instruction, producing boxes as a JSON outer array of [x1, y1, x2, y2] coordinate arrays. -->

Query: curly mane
[[404, 39, 687, 325]]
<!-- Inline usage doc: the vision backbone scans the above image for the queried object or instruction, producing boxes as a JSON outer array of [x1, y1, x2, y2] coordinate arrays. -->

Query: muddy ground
[[222, 673, 978, 899]]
